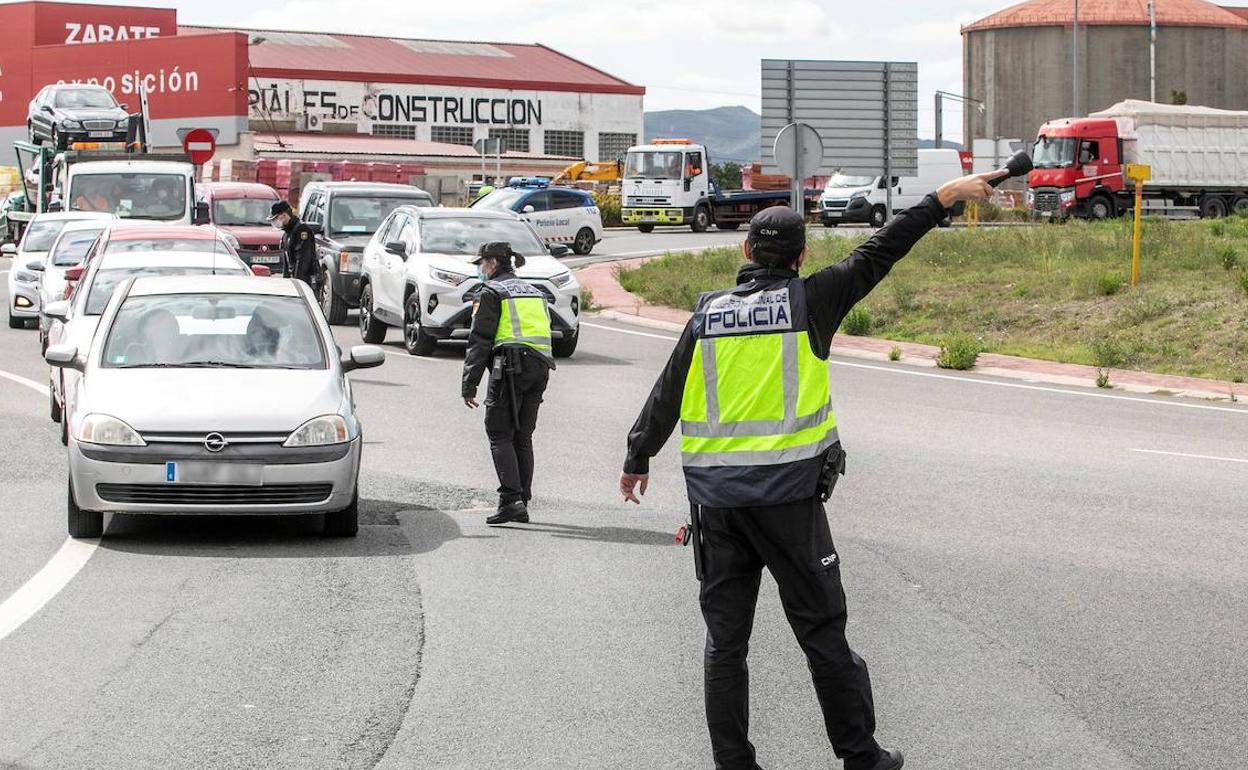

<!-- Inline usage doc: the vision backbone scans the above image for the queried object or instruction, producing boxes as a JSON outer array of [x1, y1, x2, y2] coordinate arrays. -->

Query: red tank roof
[[963, 0, 1248, 32], [179, 26, 645, 96]]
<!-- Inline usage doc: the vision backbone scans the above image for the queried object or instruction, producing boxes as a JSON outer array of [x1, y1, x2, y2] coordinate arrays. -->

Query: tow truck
[[621, 139, 817, 232]]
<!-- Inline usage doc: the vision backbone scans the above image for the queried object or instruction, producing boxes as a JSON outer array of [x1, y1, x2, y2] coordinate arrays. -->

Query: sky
[[15, 0, 1248, 139]]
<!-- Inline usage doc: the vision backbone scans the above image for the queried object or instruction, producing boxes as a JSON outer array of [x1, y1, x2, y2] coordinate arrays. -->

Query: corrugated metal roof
[[251, 133, 576, 160], [179, 25, 644, 95], [963, 0, 1248, 32]]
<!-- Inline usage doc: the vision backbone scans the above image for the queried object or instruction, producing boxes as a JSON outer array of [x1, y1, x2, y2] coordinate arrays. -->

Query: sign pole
[[1131, 181, 1143, 286], [792, 121, 803, 216], [883, 63, 893, 225]]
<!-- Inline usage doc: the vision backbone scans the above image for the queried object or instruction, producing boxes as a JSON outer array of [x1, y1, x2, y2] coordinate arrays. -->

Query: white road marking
[[1129, 448, 1248, 464], [0, 366, 97, 643], [582, 321, 1248, 416], [382, 350, 457, 365], [0, 538, 98, 642]]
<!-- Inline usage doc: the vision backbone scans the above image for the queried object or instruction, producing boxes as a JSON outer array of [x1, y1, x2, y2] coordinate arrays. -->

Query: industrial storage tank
[[962, 0, 1248, 148]]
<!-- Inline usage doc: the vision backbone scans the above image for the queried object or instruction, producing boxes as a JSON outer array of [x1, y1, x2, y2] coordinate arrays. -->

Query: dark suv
[[298, 182, 434, 324], [28, 85, 131, 149]]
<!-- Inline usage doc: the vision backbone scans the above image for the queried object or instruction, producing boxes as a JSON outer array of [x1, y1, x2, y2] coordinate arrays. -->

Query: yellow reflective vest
[[488, 278, 554, 364]]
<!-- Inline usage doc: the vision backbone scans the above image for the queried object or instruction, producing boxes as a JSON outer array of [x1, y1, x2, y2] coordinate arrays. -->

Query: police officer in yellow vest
[[464, 241, 555, 526], [619, 173, 997, 770]]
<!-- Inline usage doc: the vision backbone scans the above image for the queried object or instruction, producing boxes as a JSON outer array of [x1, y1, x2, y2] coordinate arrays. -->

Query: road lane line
[[0, 366, 98, 643], [582, 322, 1248, 416], [0, 538, 98, 642], [1129, 449, 1248, 464]]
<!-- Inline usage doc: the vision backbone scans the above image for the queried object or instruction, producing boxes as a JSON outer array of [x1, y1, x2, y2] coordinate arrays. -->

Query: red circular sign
[[182, 128, 216, 165]]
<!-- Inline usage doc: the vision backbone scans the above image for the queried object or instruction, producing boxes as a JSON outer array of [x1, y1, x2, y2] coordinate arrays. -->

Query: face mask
[[476, 266, 487, 280]]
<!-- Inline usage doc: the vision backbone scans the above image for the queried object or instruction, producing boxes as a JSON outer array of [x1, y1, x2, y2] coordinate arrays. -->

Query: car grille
[[823, 199, 849, 210], [1033, 189, 1060, 214], [96, 483, 333, 505], [82, 120, 117, 131], [626, 196, 672, 206]]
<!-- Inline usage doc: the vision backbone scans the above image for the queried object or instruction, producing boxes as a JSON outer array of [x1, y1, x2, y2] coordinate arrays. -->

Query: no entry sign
[[182, 128, 216, 165]]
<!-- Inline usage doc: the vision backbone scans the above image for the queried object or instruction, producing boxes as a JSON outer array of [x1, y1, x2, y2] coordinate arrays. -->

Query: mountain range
[[643, 105, 961, 165]]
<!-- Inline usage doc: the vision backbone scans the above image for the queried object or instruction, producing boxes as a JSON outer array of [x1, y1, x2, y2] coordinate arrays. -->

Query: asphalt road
[[569, 223, 870, 268], [2, 253, 1247, 770]]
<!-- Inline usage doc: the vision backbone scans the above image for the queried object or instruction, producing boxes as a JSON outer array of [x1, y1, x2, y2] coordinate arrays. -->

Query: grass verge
[[617, 217, 1248, 381]]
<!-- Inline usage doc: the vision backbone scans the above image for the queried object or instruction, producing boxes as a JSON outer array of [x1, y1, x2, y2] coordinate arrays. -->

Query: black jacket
[[623, 194, 947, 475], [281, 217, 318, 282], [462, 270, 554, 398]]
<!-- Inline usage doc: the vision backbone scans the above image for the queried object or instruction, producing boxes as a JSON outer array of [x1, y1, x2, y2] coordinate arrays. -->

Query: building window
[[544, 130, 584, 159], [488, 128, 530, 153], [430, 126, 476, 146], [372, 124, 417, 140], [598, 132, 637, 162]]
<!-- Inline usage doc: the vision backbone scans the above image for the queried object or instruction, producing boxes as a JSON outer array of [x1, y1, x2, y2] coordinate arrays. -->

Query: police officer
[[618, 172, 999, 770], [463, 241, 555, 526], [268, 200, 320, 291]]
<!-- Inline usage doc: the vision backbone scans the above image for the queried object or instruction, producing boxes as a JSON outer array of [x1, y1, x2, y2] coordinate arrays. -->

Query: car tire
[[870, 205, 887, 229], [67, 477, 103, 539], [637, 224, 655, 233], [717, 223, 740, 231], [7, 311, 22, 329], [572, 228, 595, 255], [50, 390, 61, 423], [691, 206, 711, 233], [403, 292, 437, 356], [320, 270, 348, 325], [27, 121, 37, 144], [324, 489, 359, 537], [358, 283, 387, 344], [51, 126, 62, 151], [552, 329, 579, 359], [1232, 196, 1248, 217], [1089, 193, 1115, 220], [1200, 196, 1228, 219]]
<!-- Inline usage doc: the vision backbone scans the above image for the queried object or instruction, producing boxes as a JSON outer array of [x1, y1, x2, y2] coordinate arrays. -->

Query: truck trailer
[[1027, 100, 1248, 220]]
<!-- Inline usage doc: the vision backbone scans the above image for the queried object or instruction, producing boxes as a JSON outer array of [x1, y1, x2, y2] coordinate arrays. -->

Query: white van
[[819, 149, 964, 228]]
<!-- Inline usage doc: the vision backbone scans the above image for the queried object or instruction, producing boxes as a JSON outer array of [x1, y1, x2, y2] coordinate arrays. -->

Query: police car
[[470, 178, 602, 255]]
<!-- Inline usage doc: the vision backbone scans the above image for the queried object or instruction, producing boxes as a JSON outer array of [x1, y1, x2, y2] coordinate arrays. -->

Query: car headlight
[[284, 414, 348, 447], [338, 249, 362, 274], [430, 268, 471, 287], [1059, 189, 1076, 203], [850, 190, 868, 200], [550, 271, 574, 289], [14, 270, 39, 284], [1026, 190, 1035, 205], [61, 119, 82, 129], [78, 414, 145, 446]]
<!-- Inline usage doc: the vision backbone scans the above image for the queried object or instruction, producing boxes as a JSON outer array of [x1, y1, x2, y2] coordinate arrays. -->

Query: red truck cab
[[1028, 117, 1124, 219], [195, 182, 283, 268]]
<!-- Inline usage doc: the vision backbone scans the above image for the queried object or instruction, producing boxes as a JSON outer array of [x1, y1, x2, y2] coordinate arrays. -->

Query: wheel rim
[[320, 274, 332, 311], [405, 298, 420, 349], [1094, 201, 1108, 218], [359, 289, 372, 335], [697, 211, 709, 228], [575, 230, 592, 252]]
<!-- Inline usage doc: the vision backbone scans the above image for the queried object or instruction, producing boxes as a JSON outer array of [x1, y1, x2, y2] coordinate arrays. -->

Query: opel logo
[[203, 433, 229, 453]]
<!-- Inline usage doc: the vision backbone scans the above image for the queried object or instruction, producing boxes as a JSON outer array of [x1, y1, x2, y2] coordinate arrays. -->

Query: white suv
[[357, 207, 581, 357]]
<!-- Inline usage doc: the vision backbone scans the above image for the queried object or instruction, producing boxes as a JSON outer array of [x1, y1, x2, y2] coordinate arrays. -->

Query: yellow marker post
[[1126, 163, 1152, 287]]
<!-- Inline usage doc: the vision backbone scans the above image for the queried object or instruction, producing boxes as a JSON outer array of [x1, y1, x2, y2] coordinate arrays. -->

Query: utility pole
[[1072, 0, 1080, 116], [934, 91, 985, 149], [1149, 0, 1157, 103]]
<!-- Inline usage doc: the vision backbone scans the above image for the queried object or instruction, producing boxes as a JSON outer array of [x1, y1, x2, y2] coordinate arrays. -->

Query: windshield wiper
[[179, 361, 263, 369]]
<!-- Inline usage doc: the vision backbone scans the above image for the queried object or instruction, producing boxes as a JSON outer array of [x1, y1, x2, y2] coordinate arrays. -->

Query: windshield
[[625, 151, 683, 180], [470, 189, 526, 210], [328, 196, 431, 236], [419, 218, 547, 257], [1032, 136, 1076, 169], [69, 173, 187, 221], [55, 88, 117, 110], [20, 219, 69, 252], [105, 238, 221, 254], [50, 228, 104, 266], [825, 174, 876, 189], [85, 264, 246, 316], [213, 198, 276, 227], [101, 293, 326, 370]]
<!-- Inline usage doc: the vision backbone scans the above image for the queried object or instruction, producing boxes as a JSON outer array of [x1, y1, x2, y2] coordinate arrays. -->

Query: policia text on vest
[[618, 170, 999, 770], [463, 241, 555, 527]]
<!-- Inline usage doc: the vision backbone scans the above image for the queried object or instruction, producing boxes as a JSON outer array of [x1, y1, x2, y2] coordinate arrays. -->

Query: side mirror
[[343, 344, 385, 372], [250, 264, 272, 277], [25, 259, 46, 272], [0, 243, 16, 256], [305, 221, 322, 235], [43, 300, 70, 321], [119, 103, 128, 110], [47, 199, 63, 212], [548, 244, 570, 257], [522, 205, 536, 214], [193, 200, 210, 225], [45, 344, 82, 370], [41, 105, 54, 114], [384, 241, 407, 257]]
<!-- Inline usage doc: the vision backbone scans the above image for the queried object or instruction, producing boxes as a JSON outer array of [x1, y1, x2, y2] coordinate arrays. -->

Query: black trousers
[[483, 355, 549, 505], [699, 497, 880, 770]]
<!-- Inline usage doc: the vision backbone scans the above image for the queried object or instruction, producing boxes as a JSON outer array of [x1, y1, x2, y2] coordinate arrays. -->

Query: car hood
[[218, 225, 282, 247], [822, 187, 871, 200], [82, 368, 344, 434], [423, 252, 569, 281], [58, 107, 128, 121], [325, 233, 373, 251]]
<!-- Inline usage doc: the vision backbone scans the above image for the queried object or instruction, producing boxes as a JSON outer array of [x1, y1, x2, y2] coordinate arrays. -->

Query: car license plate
[[250, 254, 280, 264], [165, 461, 263, 485], [88, 131, 113, 138]]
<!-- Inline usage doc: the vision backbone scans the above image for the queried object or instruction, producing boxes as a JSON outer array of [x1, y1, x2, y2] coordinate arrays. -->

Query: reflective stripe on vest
[[679, 280, 838, 471]]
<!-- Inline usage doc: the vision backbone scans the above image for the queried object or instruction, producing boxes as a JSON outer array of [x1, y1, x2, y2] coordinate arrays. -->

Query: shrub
[[1239, 271, 1248, 297], [888, 345, 902, 361], [1209, 220, 1227, 238], [891, 280, 917, 311], [592, 191, 621, 228], [842, 305, 872, 336], [1217, 244, 1240, 271], [580, 287, 598, 312], [1089, 336, 1126, 368], [1095, 368, 1111, 388], [936, 334, 980, 370], [1092, 271, 1125, 296]]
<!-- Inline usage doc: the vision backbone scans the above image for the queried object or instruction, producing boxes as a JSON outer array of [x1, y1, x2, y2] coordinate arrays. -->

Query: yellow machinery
[[553, 160, 623, 185]]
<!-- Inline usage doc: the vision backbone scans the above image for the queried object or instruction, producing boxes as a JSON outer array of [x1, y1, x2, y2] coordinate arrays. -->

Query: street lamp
[[934, 91, 985, 149]]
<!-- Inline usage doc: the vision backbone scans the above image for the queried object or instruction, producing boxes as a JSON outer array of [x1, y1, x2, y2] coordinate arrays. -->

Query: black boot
[[487, 500, 528, 525], [866, 748, 904, 770]]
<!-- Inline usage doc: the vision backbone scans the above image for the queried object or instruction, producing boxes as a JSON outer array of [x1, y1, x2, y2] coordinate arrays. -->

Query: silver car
[[45, 275, 384, 539], [4, 211, 113, 328], [33, 217, 115, 351]]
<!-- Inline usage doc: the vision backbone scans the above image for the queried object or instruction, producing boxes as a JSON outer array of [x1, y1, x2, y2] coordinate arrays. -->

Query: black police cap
[[266, 200, 293, 220], [747, 205, 806, 266], [471, 240, 520, 265]]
